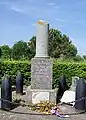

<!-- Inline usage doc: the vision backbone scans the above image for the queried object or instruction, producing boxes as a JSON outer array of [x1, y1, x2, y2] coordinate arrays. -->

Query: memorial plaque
[[32, 92, 49, 104], [31, 58, 52, 89]]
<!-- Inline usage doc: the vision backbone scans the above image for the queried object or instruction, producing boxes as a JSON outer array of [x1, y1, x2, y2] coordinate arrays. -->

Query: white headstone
[[60, 76, 79, 106], [61, 90, 75, 106]]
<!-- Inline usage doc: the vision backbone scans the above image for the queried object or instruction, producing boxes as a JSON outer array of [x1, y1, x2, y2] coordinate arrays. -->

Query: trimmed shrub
[[0, 60, 31, 86], [0, 60, 86, 88], [53, 61, 86, 88]]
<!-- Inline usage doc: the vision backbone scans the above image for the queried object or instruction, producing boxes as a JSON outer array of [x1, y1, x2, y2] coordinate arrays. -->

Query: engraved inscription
[[31, 58, 52, 89]]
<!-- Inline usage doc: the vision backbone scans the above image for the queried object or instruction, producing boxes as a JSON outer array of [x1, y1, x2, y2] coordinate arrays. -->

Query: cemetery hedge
[[0, 60, 86, 88], [53, 62, 86, 88], [0, 60, 31, 86]]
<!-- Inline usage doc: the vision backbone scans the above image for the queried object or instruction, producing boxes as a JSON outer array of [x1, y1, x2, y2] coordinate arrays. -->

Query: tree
[[27, 36, 36, 59], [48, 29, 77, 58], [12, 40, 29, 60], [28, 28, 77, 59], [83, 55, 86, 60], [0, 47, 2, 58], [64, 44, 77, 58], [1, 45, 12, 60], [73, 55, 84, 61]]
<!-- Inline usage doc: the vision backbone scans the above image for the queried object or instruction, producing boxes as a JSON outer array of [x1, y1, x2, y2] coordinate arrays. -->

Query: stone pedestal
[[31, 58, 52, 89], [26, 89, 57, 104], [26, 57, 56, 104]]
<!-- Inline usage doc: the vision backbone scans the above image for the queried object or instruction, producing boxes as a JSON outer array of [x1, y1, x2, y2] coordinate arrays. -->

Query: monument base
[[26, 89, 57, 104], [31, 57, 52, 89]]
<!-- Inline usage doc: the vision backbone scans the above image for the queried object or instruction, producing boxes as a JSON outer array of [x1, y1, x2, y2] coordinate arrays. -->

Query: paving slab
[[0, 104, 86, 120]]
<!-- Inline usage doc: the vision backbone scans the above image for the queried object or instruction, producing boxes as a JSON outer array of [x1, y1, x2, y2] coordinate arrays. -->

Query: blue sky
[[0, 0, 86, 55]]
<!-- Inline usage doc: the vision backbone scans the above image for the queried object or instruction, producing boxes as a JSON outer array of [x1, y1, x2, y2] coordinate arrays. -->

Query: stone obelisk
[[31, 20, 52, 90], [27, 20, 56, 104]]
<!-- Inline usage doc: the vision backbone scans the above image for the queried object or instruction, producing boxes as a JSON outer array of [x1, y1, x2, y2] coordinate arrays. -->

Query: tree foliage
[[28, 29, 77, 59], [49, 29, 77, 58], [0, 47, 2, 58], [73, 55, 84, 61], [0, 28, 78, 60], [83, 55, 86, 60], [12, 40, 29, 60], [0, 45, 11, 60], [27, 36, 36, 60]]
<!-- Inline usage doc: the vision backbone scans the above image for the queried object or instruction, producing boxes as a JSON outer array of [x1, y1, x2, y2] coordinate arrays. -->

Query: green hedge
[[0, 61, 31, 86], [53, 61, 86, 88], [0, 60, 86, 88]]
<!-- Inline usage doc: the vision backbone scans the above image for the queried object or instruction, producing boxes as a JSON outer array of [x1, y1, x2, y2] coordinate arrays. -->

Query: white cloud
[[0, 0, 59, 20], [56, 18, 67, 22], [0, 1, 24, 13], [56, 18, 86, 25], [11, 6, 24, 12], [2, 0, 86, 27], [47, 2, 56, 6]]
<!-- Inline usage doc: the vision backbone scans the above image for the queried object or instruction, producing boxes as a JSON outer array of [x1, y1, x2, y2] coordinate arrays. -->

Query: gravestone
[[16, 72, 23, 95], [27, 20, 56, 104], [56, 74, 67, 104], [75, 78, 86, 110], [60, 76, 79, 106], [1, 75, 12, 110], [70, 76, 79, 91]]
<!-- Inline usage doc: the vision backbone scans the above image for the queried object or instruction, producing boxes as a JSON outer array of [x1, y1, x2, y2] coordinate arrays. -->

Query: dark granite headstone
[[16, 72, 23, 94], [75, 78, 86, 110]]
